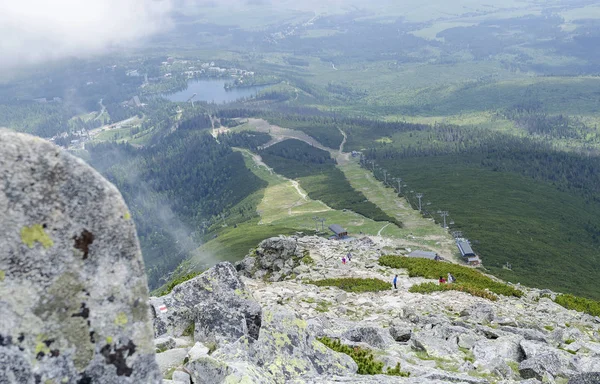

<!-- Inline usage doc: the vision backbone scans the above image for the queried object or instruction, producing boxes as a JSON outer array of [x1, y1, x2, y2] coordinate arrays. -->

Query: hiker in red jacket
[[439, 276, 446, 284]]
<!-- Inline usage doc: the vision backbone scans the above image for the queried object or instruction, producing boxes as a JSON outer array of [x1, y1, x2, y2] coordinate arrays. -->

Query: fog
[[0, 0, 570, 72], [0, 0, 173, 71]]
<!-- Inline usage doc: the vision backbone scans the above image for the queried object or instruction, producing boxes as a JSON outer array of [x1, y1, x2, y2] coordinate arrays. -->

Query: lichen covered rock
[[235, 236, 302, 281], [187, 307, 357, 383], [149, 262, 262, 345], [0, 130, 160, 383]]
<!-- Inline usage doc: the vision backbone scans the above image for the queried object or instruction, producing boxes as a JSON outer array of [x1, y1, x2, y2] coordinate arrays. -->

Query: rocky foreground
[[151, 235, 600, 384], [2, 130, 599, 383]]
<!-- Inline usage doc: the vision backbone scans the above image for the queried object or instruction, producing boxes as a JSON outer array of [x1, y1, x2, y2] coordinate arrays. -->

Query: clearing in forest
[[235, 147, 404, 238], [235, 119, 459, 259]]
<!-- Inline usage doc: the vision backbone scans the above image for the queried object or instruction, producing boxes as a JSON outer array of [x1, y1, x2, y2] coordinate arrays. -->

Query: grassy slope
[[338, 159, 457, 258], [377, 155, 600, 299], [184, 147, 407, 272], [260, 140, 403, 228]]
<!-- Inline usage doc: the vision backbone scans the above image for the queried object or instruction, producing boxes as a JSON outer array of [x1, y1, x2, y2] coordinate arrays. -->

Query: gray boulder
[[397, 306, 420, 324], [343, 326, 395, 349], [461, 303, 496, 324], [519, 353, 562, 380], [187, 342, 209, 361], [186, 356, 237, 384], [458, 333, 479, 349], [171, 370, 191, 383], [389, 323, 412, 342], [472, 336, 524, 368], [419, 370, 490, 384], [411, 334, 460, 361], [235, 237, 301, 281], [194, 297, 261, 346], [249, 308, 357, 381], [155, 348, 188, 374], [256, 236, 298, 266], [234, 256, 256, 278], [568, 372, 600, 384], [500, 326, 548, 343], [150, 262, 261, 346], [574, 356, 600, 372], [0, 130, 160, 383], [155, 337, 176, 352], [188, 308, 357, 383]]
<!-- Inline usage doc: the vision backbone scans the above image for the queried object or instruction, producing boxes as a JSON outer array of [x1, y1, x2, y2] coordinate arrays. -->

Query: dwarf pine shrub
[[317, 337, 409, 376], [308, 277, 390, 293], [379, 255, 522, 299], [555, 294, 600, 317]]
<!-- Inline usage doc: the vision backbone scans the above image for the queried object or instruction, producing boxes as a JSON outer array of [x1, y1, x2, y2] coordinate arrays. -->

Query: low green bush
[[409, 282, 498, 301], [318, 337, 409, 376], [182, 322, 195, 337], [308, 278, 390, 293], [380, 256, 522, 298], [555, 294, 600, 317], [302, 253, 315, 265], [158, 270, 204, 296]]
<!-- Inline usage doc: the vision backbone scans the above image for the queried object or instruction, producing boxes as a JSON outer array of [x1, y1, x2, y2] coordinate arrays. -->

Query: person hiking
[[393, 275, 398, 289], [342, 256, 346, 265], [347, 252, 352, 262], [448, 273, 456, 284], [439, 276, 446, 284]]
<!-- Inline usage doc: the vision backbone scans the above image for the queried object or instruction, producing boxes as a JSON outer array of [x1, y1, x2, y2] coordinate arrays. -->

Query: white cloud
[[0, 0, 173, 70]]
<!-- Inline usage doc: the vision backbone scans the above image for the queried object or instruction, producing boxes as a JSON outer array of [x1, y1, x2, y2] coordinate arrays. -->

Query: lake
[[165, 79, 267, 104]]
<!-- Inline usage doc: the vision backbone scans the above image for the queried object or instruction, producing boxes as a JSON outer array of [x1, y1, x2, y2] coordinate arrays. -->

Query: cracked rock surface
[[155, 235, 600, 383], [0, 130, 160, 383]]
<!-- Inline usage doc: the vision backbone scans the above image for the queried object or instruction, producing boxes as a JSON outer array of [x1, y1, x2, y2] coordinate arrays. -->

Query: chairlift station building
[[456, 239, 481, 265]]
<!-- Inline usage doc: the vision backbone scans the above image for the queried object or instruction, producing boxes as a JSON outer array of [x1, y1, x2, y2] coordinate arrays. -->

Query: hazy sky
[[0, 0, 562, 72], [0, 0, 173, 71]]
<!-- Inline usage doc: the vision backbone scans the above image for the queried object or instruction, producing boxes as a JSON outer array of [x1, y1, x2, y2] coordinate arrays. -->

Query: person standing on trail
[[347, 253, 352, 262], [393, 275, 398, 289], [342, 256, 346, 265]]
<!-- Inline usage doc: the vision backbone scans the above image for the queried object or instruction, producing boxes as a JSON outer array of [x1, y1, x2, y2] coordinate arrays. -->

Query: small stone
[[458, 334, 478, 349], [171, 370, 191, 383], [389, 324, 412, 342], [460, 303, 495, 324], [187, 342, 210, 361], [155, 337, 176, 351], [156, 348, 189, 374], [568, 372, 600, 384], [335, 292, 347, 303]]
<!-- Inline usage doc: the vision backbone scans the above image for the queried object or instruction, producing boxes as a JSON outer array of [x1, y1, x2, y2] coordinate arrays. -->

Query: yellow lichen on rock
[[114, 312, 128, 327], [21, 224, 54, 249]]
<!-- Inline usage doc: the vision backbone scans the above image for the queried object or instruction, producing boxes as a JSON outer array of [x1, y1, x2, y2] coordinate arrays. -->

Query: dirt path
[[237, 148, 273, 175], [291, 180, 307, 200], [245, 118, 332, 153], [240, 118, 458, 261], [377, 222, 391, 236], [338, 128, 347, 154], [236, 147, 331, 224]]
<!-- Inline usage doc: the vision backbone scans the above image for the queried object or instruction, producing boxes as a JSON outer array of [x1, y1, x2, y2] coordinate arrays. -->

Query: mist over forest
[[3, 0, 600, 299]]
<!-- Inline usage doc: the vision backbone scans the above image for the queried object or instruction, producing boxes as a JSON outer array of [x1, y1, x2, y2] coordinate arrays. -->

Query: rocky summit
[[2, 132, 600, 384], [151, 235, 600, 383]]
